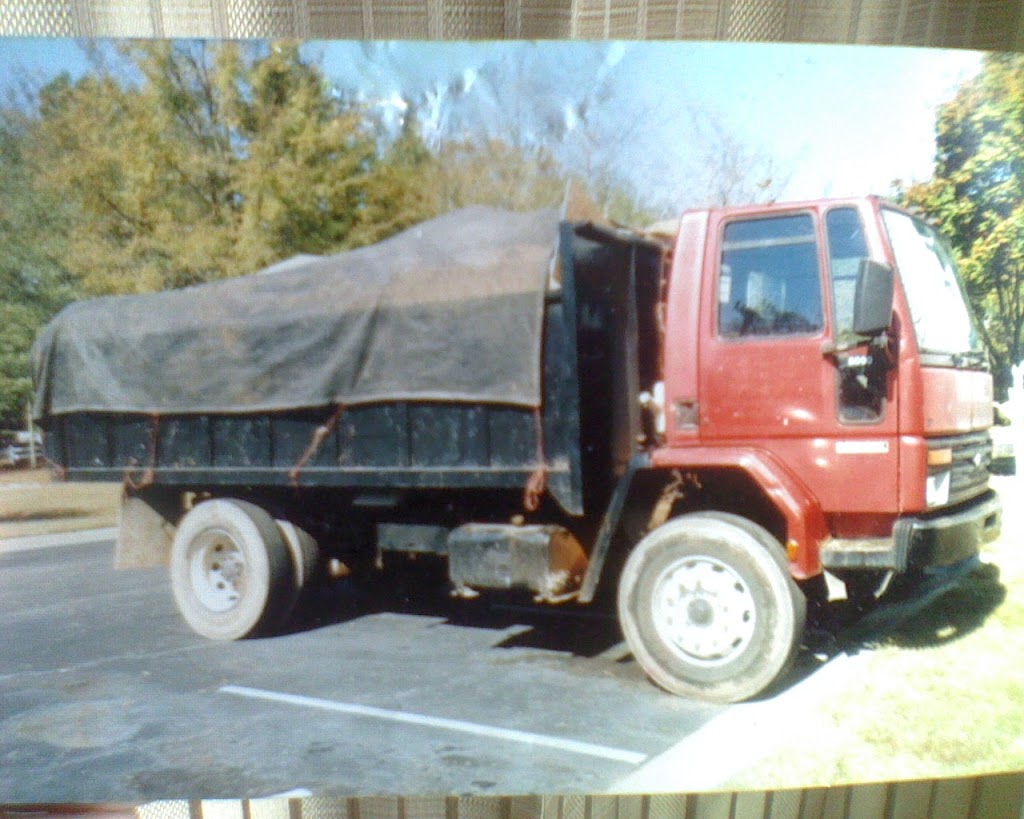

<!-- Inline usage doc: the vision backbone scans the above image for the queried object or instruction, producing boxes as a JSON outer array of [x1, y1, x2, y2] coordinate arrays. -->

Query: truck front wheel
[[170, 499, 296, 640], [618, 512, 806, 703]]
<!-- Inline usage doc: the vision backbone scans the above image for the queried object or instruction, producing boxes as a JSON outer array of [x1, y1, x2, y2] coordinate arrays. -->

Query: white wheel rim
[[651, 555, 757, 666], [188, 527, 246, 613]]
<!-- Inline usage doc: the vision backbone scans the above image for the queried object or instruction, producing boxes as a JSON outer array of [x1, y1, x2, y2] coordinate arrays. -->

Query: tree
[[440, 43, 645, 221], [425, 137, 565, 213], [901, 53, 1024, 393], [691, 113, 790, 208], [352, 42, 639, 219], [347, 109, 440, 246], [0, 116, 78, 429], [23, 42, 431, 296], [1, 42, 441, 427]]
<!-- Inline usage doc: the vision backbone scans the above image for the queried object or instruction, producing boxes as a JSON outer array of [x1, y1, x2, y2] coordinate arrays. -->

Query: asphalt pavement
[[1, 533, 731, 801], [2, 521, 970, 803]]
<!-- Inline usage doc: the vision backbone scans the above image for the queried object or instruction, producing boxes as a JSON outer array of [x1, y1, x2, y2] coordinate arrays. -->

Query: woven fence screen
[[2, 0, 1023, 45]]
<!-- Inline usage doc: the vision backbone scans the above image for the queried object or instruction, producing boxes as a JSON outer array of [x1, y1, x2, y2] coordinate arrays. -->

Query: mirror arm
[[821, 337, 866, 357], [871, 330, 898, 369], [822, 329, 896, 369]]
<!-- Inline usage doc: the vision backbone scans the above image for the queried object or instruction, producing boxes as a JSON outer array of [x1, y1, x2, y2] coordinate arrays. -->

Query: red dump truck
[[32, 198, 1001, 702]]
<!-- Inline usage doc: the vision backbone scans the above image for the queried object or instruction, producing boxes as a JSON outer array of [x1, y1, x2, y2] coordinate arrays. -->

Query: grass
[[0, 468, 121, 538], [727, 474, 1024, 789]]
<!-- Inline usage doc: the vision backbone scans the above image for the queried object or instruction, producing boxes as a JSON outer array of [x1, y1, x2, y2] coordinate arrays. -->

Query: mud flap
[[115, 491, 179, 569]]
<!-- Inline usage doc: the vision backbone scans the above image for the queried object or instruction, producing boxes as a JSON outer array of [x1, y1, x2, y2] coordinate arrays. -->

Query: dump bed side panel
[[44, 298, 584, 515]]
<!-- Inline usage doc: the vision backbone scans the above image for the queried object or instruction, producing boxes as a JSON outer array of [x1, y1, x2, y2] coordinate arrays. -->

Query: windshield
[[881, 209, 984, 363]]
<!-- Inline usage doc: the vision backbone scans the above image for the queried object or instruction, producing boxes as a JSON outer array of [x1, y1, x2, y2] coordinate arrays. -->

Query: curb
[[0, 527, 119, 554], [609, 652, 858, 793]]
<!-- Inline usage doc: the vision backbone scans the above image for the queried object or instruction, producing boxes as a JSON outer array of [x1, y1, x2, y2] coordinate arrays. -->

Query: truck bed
[[44, 300, 584, 515], [39, 219, 667, 522]]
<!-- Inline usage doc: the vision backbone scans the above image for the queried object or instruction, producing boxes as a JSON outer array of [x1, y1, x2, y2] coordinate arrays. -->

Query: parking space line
[[262, 788, 313, 799], [220, 684, 648, 765]]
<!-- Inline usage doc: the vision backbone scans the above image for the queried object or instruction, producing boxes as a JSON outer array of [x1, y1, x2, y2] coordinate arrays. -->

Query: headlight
[[926, 470, 951, 507]]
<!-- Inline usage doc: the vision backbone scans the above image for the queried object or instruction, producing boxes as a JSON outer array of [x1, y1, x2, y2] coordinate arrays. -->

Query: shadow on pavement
[[837, 559, 1006, 652], [288, 554, 1009, 701], [287, 559, 626, 659]]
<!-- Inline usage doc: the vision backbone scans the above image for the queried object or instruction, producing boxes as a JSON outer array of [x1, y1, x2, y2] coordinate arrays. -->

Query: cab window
[[826, 207, 869, 340], [826, 207, 885, 422], [718, 214, 823, 337]]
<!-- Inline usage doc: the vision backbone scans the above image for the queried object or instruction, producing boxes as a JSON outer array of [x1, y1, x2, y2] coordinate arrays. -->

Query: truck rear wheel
[[276, 519, 321, 594], [275, 519, 322, 619], [618, 512, 806, 703], [170, 499, 295, 640]]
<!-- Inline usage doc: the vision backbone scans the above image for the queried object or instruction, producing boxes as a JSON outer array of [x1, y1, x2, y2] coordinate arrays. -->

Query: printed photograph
[[1, 38, 1021, 805]]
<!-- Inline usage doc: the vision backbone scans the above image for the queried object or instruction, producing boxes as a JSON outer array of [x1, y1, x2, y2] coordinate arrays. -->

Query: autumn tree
[[348, 109, 440, 246], [439, 43, 630, 219], [425, 137, 565, 213], [24, 42, 430, 295], [354, 43, 629, 217], [902, 53, 1024, 392], [409, 43, 783, 225], [691, 113, 790, 207], [1, 42, 440, 427], [0, 116, 78, 429]]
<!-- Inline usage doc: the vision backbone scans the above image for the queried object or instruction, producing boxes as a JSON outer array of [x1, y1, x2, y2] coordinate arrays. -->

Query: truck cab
[[611, 197, 1001, 700], [656, 196, 999, 577]]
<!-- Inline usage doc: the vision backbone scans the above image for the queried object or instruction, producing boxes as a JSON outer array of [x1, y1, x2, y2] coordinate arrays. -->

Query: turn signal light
[[786, 539, 799, 561], [927, 448, 953, 466]]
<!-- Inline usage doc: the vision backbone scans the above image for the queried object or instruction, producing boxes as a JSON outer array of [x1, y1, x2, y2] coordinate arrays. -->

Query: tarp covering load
[[33, 207, 559, 418]]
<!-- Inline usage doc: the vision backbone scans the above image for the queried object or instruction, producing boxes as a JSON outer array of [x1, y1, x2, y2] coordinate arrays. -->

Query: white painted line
[[220, 684, 647, 766], [262, 788, 313, 799], [0, 527, 118, 554]]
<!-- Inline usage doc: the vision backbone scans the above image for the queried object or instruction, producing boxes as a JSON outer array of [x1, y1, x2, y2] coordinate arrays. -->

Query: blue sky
[[309, 41, 983, 206], [313, 41, 983, 207], [629, 42, 982, 198], [0, 38, 984, 212]]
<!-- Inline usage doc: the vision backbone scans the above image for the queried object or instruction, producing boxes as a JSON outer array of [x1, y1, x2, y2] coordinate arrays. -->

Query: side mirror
[[853, 260, 894, 337]]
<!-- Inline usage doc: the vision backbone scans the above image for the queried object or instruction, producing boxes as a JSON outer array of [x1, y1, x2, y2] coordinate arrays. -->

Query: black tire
[[170, 498, 295, 640], [276, 519, 322, 596], [617, 511, 806, 703]]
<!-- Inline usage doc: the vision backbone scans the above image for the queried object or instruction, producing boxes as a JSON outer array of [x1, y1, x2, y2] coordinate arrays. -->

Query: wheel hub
[[652, 555, 756, 666], [189, 528, 246, 613], [687, 597, 714, 626]]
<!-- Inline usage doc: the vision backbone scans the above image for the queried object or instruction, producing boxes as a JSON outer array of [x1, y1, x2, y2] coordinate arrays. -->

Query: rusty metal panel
[[447, 524, 588, 599], [378, 523, 449, 554]]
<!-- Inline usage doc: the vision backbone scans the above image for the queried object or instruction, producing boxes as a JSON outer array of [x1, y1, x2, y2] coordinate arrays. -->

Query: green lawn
[[728, 474, 1024, 789]]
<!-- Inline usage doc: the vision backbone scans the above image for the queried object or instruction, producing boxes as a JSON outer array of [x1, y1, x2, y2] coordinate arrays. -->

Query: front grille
[[928, 431, 992, 505]]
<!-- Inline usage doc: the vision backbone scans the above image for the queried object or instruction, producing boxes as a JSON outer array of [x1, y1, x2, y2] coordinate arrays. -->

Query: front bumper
[[898, 490, 1002, 569], [821, 490, 1002, 572]]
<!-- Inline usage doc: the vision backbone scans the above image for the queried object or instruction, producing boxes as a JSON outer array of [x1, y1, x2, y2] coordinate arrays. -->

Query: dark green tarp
[[32, 207, 558, 419]]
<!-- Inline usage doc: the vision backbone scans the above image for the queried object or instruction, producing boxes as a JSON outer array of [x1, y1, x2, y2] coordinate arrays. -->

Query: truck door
[[698, 206, 900, 521]]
